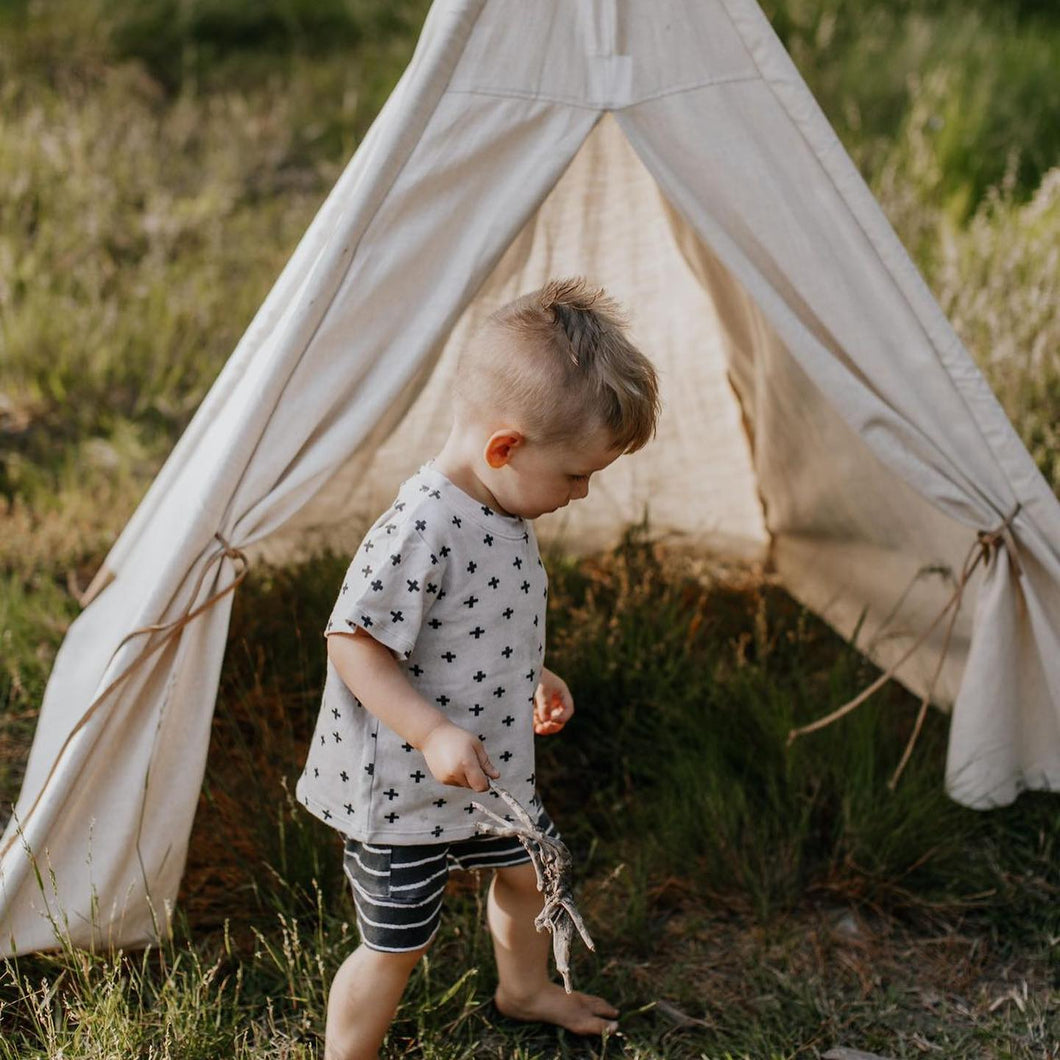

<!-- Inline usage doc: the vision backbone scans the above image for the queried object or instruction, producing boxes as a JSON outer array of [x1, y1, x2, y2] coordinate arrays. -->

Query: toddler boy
[[296, 277, 660, 1060]]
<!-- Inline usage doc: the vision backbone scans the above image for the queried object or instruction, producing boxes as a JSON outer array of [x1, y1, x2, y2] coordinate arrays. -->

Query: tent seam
[[446, 72, 761, 111]]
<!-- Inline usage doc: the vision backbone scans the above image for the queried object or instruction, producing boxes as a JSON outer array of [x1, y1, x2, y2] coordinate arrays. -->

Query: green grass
[[1, 0, 1059, 1055], [3, 538, 1057, 1057]]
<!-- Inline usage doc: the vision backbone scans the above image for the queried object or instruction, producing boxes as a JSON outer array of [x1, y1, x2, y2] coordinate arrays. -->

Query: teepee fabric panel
[[0, 2, 597, 954], [614, 1, 1060, 805]]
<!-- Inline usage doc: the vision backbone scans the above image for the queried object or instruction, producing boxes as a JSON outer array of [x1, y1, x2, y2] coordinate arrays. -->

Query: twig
[[474, 783, 594, 992]]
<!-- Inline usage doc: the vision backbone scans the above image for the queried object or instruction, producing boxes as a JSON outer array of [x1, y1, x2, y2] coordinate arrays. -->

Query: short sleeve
[[325, 514, 446, 659]]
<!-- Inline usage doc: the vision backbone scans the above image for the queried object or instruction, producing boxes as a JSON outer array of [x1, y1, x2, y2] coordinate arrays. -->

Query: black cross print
[[533, 615, 539, 627], [360, 615, 373, 628], [385, 812, 400, 823], [441, 651, 456, 663], [483, 534, 493, 547], [469, 704, 484, 716], [525, 669, 535, 682], [364, 762, 374, 775], [340, 770, 349, 782], [430, 489, 441, 499], [385, 523, 396, 535], [319, 735, 326, 746], [463, 595, 479, 608], [322, 809, 332, 820], [345, 803, 354, 815], [526, 773, 535, 785], [493, 686, 505, 698], [467, 561, 477, 574], [371, 579, 383, 591], [331, 707, 340, 719], [402, 742, 414, 752], [364, 541, 375, 551], [469, 626, 484, 639], [361, 565, 372, 577], [340, 584, 348, 595], [502, 608, 513, 620], [464, 804, 476, 815], [333, 731, 342, 743], [473, 670, 486, 683], [436, 694, 450, 707], [415, 519, 426, 531], [431, 553, 439, 565], [428, 618, 442, 629], [395, 501, 406, 511], [488, 577, 499, 589], [501, 645, 513, 658], [313, 767, 319, 778], [431, 826, 444, 837], [390, 610, 404, 623], [383, 788, 399, 801], [439, 546, 451, 557], [520, 581, 530, 594], [420, 484, 429, 492], [452, 516, 462, 528], [499, 751, 513, 762], [433, 798, 446, 808], [543, 587, 548, 598], [481, 505, 493, 516], [407, 579, 420, 592], [502, 715, 515, 726], [426, 582, 438, 594], [390, 553, 402, 566], [410, 664, 424, 676], [523, 531, 529, 541], [513, 556, 523, 569], [410, 770, 426, 783]]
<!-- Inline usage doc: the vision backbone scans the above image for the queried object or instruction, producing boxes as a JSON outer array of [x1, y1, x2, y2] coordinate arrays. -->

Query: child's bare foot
[[495, 982, 619, 1035]]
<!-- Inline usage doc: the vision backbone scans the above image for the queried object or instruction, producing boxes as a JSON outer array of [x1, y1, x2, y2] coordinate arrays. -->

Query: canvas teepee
[[2, 0, 1058, 956]]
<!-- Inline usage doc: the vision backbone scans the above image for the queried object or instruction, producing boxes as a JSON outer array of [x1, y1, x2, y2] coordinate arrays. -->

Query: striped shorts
[[343, 810, 559, 952]]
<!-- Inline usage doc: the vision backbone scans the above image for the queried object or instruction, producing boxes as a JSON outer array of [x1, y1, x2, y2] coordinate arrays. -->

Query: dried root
[[474, 782, 594, 993]]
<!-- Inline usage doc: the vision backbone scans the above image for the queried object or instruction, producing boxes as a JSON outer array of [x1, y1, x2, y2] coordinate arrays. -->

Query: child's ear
[[484, 430, 524, 469]]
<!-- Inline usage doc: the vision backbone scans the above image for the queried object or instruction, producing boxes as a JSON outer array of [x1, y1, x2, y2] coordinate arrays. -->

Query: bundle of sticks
[[474, 782, 595, 993]]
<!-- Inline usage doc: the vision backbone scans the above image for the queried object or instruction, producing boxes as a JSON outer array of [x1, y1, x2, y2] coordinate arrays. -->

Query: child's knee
[[366, 939, 433, 969]]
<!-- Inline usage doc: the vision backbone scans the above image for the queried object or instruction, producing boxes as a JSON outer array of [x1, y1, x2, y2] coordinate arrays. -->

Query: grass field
[[1, 0, 1059, 1056]]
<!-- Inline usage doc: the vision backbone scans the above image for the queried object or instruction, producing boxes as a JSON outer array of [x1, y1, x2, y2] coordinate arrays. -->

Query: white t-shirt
[[296, 464, 548, 843]]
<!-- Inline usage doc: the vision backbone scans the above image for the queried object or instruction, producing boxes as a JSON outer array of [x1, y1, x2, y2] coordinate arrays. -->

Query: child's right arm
[[327, 628, 499, 792]]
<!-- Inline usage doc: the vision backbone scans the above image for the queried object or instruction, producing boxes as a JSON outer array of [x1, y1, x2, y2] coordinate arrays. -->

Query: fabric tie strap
[[787, 503, 1022, 789]]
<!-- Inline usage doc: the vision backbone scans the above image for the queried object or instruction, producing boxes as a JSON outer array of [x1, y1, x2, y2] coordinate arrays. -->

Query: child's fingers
[[474, 741, 499, 780]]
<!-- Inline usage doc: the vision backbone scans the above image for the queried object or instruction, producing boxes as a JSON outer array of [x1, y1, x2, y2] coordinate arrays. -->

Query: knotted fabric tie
[[787, 503, 1022, 789], [0, 533, 249, 863]]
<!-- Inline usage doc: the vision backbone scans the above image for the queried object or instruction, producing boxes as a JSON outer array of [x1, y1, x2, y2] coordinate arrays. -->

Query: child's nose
[[571, 479, 590, 500]]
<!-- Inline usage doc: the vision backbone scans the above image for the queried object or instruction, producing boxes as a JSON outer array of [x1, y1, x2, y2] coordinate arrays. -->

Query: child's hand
[[533, 668, 574, 735], [421, 721, 499, 791]]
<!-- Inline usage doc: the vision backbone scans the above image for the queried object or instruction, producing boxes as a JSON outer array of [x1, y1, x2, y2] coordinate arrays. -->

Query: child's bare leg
[[488, 862, 618, 1035], [325, 942, 428, 1060]]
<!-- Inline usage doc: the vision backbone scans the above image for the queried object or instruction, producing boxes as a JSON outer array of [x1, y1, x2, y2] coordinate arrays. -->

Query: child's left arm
[[533, 666, 575, 735]]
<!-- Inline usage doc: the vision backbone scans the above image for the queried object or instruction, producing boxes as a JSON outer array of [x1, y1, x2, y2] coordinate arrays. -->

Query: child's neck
[[432, 430, 507, 514]]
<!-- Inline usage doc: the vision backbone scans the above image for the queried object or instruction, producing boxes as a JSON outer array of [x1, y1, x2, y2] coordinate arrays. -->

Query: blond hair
[[455, 278, 660, 453]]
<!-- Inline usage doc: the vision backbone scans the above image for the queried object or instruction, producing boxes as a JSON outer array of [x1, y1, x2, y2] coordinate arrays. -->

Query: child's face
[[489, 425, 622, 520]]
